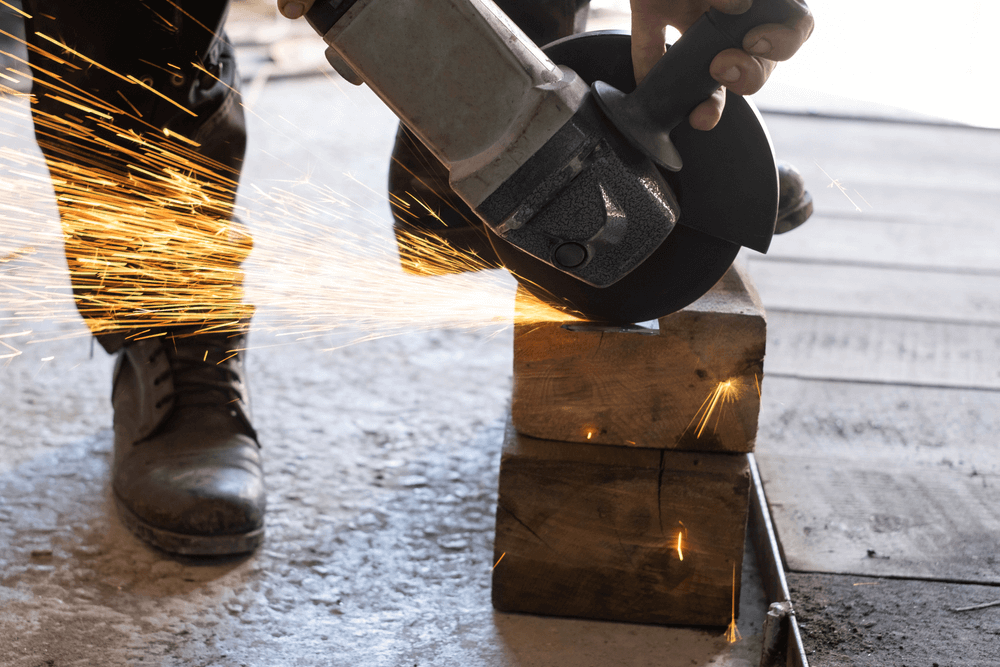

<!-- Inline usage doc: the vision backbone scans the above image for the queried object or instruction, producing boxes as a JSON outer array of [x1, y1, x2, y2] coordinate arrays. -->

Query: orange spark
[[687, 379, 740, 439], [491, 552, 506, 570], [162, 128, 201, 148], [0, 0, 31, 19], [725, 562, 741, 644], [676, 532, 683, 561], [1, 38, 580, 362]]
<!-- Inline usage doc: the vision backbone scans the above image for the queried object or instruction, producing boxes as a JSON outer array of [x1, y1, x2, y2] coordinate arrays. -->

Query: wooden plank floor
[[749, 113, 1000, 665]]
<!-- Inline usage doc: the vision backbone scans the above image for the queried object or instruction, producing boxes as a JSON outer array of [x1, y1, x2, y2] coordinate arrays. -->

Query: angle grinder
[[305, 0, 805, 322]]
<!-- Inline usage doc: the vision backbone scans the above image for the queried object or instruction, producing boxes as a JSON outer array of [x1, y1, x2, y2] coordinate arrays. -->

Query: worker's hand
[[631, 0, 813, 130], [277, 0, 316, 19]]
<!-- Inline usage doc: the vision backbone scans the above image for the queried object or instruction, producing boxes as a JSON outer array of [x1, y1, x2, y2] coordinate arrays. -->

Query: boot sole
[[114, 495, 264, 556]]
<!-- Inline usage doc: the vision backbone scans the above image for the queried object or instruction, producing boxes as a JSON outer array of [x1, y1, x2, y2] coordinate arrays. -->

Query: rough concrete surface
[[0, 319, 769, 667], [788, 573, 1000, 667], [2, 64, 771, 667]]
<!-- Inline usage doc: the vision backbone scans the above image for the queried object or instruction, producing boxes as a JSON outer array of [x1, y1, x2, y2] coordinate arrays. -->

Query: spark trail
[[0, 33, 576, 359], [814, 160, 872, 213], [686, 379, 741, 439]]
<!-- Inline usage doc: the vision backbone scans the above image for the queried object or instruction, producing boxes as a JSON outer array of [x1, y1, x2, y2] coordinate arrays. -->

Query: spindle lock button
[[554, 242, 588, 268]]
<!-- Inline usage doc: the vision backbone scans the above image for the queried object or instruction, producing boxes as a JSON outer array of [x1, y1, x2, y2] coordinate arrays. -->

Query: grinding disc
[[489, 31, 779, 323]]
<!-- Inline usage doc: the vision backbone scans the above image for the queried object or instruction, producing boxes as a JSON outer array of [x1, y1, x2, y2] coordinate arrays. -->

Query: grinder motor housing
[[306, 0, 799, 321]]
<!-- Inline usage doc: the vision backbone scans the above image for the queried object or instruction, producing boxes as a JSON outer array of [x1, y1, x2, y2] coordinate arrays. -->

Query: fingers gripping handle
[[593, 0, 807, 172], [304, 0, 359, 35]]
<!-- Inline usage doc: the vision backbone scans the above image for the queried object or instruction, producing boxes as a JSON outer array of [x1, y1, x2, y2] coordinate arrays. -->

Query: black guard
[[489, 31, 778, 323]]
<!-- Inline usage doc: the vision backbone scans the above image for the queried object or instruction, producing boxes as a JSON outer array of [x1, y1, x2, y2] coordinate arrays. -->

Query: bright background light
[[592, 0, 998, 128]]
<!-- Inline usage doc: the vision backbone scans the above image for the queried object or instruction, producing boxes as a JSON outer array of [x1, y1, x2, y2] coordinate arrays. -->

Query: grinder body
[[314, 0, 588, 207], [309, 0, 681, 293], [307, 0, 798, 322]]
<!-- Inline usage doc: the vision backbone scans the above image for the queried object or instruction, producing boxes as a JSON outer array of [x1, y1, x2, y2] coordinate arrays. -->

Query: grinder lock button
[[554, 242, 588, 268]]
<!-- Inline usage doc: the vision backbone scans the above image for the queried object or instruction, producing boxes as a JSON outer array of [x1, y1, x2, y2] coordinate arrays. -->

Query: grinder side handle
[[593, 0, 807, 172]]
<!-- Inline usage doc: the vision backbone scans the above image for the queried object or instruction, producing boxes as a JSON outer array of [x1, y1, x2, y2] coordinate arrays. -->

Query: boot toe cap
[[114, 434, 265, 555]]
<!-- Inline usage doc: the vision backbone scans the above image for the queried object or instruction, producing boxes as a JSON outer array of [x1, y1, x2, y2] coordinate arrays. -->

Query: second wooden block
[[492, 418, 751, 626]]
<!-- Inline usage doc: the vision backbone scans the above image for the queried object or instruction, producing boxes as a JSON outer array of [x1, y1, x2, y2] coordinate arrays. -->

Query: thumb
[[277, 0, 315, 20]]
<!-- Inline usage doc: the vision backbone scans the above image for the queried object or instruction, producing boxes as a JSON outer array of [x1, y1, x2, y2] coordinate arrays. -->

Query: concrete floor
[[1, 46, 771, 667], [9, 5, 997, 665], [0, 321, 769, 666]]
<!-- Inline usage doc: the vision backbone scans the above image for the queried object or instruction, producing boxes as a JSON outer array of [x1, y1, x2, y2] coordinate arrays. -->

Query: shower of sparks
[[0, 34, 579, 360], [813, 161, 872, 213], [686, 379, 741, 439], [724, 562, 741, 644]]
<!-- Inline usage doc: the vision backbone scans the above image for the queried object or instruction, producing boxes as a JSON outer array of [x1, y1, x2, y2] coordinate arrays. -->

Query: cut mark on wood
[[496, 503, 559, 556]]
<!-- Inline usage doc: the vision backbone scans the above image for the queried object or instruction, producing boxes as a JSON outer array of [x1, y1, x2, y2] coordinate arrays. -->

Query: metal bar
[[747, 453, 810, 667]]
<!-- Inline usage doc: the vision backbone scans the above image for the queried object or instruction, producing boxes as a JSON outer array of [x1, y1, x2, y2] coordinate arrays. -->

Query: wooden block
[[492, 418, 750, 626], [512, 262, 766, 451]]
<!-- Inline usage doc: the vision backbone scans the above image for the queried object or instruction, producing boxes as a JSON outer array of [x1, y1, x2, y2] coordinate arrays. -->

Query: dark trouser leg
[[24, 0, 249, 353], [495, 0, 591, 45], [24, 2, 264, 556]]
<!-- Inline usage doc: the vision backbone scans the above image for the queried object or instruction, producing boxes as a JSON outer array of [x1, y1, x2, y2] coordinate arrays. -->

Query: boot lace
[[149, 333, 247, 411]]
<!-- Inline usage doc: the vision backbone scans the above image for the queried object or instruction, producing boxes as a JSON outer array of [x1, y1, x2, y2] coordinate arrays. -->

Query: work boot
[[111, 329, 265, 556], [774, 161, 814, 234]]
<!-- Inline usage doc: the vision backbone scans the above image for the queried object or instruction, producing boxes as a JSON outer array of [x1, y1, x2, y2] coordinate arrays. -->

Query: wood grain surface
[[761, 213, 1000, 274], [512, 263, 766, 452], [492, 417, 751, 626], [747, 258, 1000, 325], [763, 311, 1000, 390], [747, 115, 1000, 605]]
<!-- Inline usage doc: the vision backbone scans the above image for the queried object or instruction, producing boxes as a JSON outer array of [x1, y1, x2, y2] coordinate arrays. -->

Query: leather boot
[[774, 160, 814, 234], [111, 329, 265, 555]]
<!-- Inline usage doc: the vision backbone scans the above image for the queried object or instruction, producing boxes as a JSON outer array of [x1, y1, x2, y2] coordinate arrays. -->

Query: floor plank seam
[[751, 255, 1000, 278], [763, 307, 1000, 329], [764, 372, 1000, 393], [761, 108, 1000, 131], [785, 569, 1000, 589]]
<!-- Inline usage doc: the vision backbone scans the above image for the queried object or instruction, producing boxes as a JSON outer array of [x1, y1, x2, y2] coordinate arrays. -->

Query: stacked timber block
[[492, 263, 766, 627]]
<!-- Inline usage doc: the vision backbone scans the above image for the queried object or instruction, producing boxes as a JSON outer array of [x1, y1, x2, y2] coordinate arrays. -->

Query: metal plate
[[489, 31, 778, 323]]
